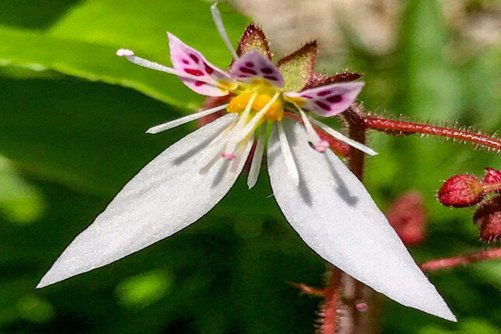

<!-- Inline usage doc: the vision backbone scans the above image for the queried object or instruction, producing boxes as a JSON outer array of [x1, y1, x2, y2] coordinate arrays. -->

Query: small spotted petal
[[230, 51, 284, 87], [285, 82, 364, 117], [168, 33, 235, 96]]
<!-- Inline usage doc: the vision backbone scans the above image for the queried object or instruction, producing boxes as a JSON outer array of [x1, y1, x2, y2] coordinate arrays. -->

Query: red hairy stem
[[421, 248, 501, 272], [364, 116, 501, 152], [318, 270, 342, 334]]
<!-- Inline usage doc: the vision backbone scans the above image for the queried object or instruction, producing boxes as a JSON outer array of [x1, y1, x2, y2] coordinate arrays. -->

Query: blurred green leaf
[[0, 0, 80, 29], [16, 294, 54, 323], [115, 270, 172, 308], [400, 0, 460, 121], [0, 156, 44, 223], [0, 0, 247, 109]]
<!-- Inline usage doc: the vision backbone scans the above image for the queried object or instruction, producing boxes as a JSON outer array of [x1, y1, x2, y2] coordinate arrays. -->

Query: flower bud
[[483, 167, 501, 188], [387, 191, 427, 246], [473, 196, 501, 243], [437, 174, 484, 207]]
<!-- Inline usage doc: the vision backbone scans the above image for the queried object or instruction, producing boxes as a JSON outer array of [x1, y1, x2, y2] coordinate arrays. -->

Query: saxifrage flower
[[37, 6, 455, 322]]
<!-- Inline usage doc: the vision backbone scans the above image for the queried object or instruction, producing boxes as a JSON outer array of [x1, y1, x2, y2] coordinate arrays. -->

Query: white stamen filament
[[295, 105, 329, 153], [247, 127, 266, 189], [116, 49, 216, 86], [277, 122, 300, 186], [146, 104, 229, 134], [310, 118, 378, 156], [211, 3, 239, 61], [230, 137, 253, 173], [221, 93, 257, 160], [237, 92, 280, 142], [198, 122, 236, 170]]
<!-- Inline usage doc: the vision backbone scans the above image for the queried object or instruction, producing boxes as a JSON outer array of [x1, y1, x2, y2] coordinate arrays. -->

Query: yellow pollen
[[227, 92, 283, 121]]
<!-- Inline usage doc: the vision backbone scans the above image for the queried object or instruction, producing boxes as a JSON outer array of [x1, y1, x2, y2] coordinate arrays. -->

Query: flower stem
[[364, 116, 501, 152], [421, 248, 501, 272]]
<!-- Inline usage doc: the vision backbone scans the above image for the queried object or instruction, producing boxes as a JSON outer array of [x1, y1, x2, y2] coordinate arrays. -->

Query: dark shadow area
[[0, 0, 82, 30]]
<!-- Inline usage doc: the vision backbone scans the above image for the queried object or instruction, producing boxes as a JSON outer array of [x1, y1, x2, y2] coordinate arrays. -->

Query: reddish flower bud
[[437, 174, 485, 207], [474, 196, 501, 243], [386, 191, 427, 246], [483, 168, 501, 193]]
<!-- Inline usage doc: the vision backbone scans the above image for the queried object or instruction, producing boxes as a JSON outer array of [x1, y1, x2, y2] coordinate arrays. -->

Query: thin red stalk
[[421, 248, 501, 272], [364, 116, 501, 152], [318, 270, 342, 334]]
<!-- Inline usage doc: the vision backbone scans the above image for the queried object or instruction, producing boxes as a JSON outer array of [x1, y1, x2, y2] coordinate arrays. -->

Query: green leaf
[[0, 26, 198, 108], [0, 156, 44, 224], [0, 0, 248, 109]]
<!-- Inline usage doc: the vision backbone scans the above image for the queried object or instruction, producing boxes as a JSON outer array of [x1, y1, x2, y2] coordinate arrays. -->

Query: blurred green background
[[0, 0, 499, 333]]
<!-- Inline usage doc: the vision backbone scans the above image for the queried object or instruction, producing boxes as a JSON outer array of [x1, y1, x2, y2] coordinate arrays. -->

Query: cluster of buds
[[438, 168, 501, 243]]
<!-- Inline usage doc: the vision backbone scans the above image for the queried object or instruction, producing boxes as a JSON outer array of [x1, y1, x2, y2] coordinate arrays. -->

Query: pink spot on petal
[[264, 75, 279, 82], [194, 81, 205, 87], [261, 67, 274, 74], [245, 61, 255, 68], [317, 89, 332, 97], [189, 53, 200, 64], [204, 63, 214, 75], [240, 67, 258, 75], [182, 59, 190, 65], [185, 68, 204, 76], [315, 101, 331, 111], [302, 94, 313, 99], [327, 95, 342, 103]]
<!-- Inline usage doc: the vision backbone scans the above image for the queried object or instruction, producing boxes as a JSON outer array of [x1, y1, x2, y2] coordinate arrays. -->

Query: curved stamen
[[199, 122, 236, 171], [247, 126, 266, 189], [116, 49, 217, 86], [211, 2, 239, 61], [310, 118, 378, 156], [146, 104, 229, 134], [294, 104, 329, 153], [277, 122, 300, 186]]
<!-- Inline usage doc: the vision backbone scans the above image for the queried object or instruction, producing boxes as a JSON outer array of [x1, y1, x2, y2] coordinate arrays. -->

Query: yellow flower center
[[226, 80, 284, 122]]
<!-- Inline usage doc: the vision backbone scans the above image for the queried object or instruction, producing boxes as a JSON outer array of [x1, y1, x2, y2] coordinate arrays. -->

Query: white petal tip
[[433, 307, 457, 322], [36, 276, 53, 289], [145, 128, 158, 134], [116, 49, 134, 57], [366, 149, 378, 156]]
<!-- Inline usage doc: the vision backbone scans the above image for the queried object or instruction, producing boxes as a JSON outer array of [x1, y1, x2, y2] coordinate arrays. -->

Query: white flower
[[37, 6, 455, 322]]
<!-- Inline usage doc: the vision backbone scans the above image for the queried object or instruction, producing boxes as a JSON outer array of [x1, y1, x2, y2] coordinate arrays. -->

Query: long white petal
[[38, 114, 249, 288], [267, 119, 456, 322]]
